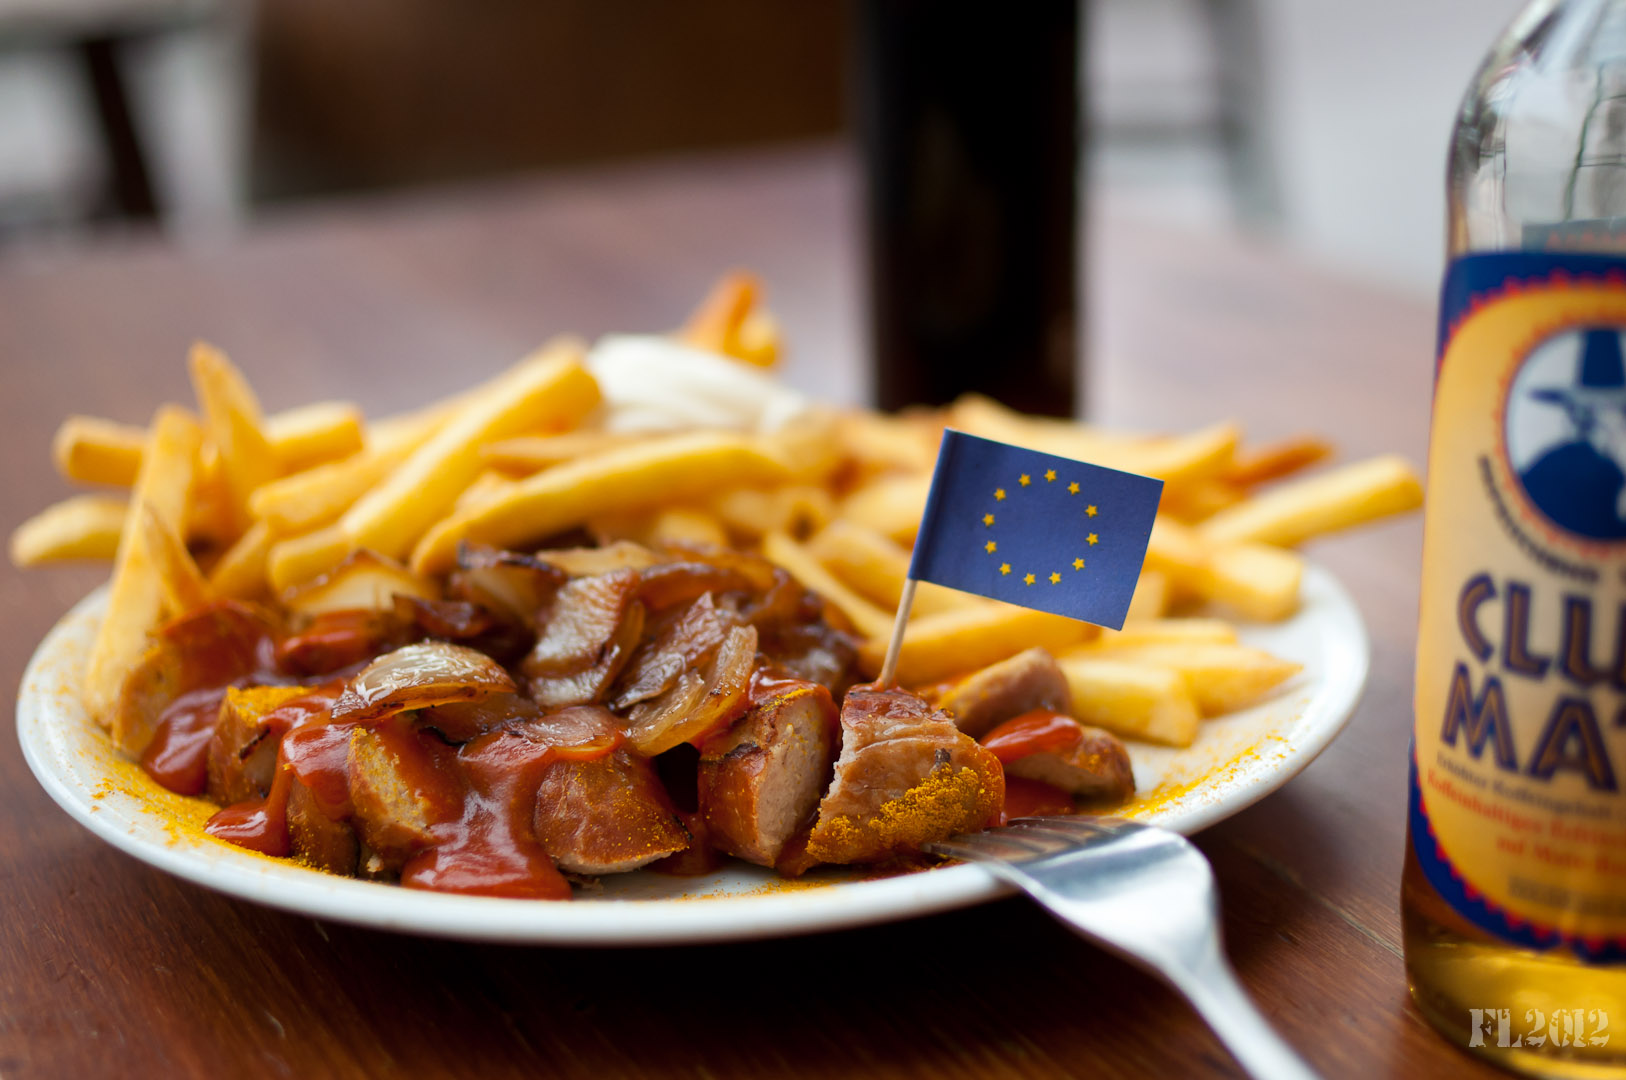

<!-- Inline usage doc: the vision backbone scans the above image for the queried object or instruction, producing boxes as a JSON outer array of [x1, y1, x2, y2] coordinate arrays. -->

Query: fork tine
[[929, 830, 1066, 862], [1013, 814, 1139, 838], [1004, 821, 1120, 849]]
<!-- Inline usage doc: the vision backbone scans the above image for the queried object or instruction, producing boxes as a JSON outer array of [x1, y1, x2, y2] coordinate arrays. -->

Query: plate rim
[[15, 564, 1369, 945]]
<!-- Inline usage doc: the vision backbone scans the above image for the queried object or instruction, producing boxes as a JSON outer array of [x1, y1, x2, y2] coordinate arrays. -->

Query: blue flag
[[907, 430, 1164, 631]]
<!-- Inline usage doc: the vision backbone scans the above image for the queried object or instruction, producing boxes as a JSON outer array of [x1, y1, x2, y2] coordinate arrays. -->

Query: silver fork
[[925, 815, 1318, 1080]]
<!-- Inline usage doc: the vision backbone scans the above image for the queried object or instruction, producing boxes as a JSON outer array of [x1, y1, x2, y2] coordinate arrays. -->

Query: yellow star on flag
[[1019, 474, 1031, 487], [1049, 572, 1061, 584], [1044, 469, 1056, 482], [985, 541, 997, 553], [1023, 573, 1035, 586], [1067, 482, 1079, 495], [999, 563, 1011, 575], [1073, 557, 1084, 570], [1087, 533, 1098, 546], [995, 488, 1006, 501], [983, 513, 994, 526], [1086, 505, 1098, 517]]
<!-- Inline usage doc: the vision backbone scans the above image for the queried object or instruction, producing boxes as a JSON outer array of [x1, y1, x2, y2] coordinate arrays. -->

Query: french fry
[[189, 342, 276, 534], [1159, 480, 1245, 523], [1125, 569, 1170, 622], [806, 519, 979, 617], [761, 409, 844, 484], [248, 436, 423, 536], [207, 520, 275, 599], [265, 401, 364, 473], [482, 431, 636, 474], [51, 416, 145, 486], [949, 395, 1241, 491], [1055, 655, 1201, 747], [646, 507, 730, 549], [56, 400, 372, 491], [1075, 641, 1302, 717], [8, 494, 128, 565], [834, 410, 938, 477], [411, 430, 791, 574], [343, 342, 600, 561], [712, 485, 835, 542], [734, 309, 780, 368], [1198, 542, 1304, 621], [857, 602, 1094, 686], [1224, 434, 1334, 488], [1096, 617, 1240, 647], [267, 525, 352, 593], [679, 270, 777, 366], [367, 393, 469, 454], [453, 470, 520, 514], [87, 406, 201, 730], [1130, 422, 1242, 490], [137, 503, 212, 614], [948, 395, 1143, 468], [762, 531, 894, 639], [838, 472, 931, 544], [1144, 517, 1208, 579], [185, 446, 239, 546], [1198, 453, 1424, 548]]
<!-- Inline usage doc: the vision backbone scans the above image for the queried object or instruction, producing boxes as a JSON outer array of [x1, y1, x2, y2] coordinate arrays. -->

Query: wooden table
[[0, 144, 1487, 1079]]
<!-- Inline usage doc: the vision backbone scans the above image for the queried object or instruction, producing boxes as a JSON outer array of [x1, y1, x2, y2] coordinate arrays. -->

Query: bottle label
[[1414, 252, 1626, 962]]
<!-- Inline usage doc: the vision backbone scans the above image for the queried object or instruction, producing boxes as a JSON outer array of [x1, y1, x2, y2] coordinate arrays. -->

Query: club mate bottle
[[1405, 1, 1626, 1074]]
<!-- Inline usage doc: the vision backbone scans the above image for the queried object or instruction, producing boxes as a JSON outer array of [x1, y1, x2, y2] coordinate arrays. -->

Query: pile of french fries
[[9, 272, 1424, 751]]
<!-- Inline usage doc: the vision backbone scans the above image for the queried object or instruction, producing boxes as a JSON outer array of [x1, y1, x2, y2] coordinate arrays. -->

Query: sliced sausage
[[346, 718, 460, 872], [1005, 725, 1135, 805], [934, 647, 1073, 738], [807, 685, 1004, 865], [287, 775, 359, 875], [205, 684, 311, 805], [698, 678, 838, 867], [526, 706, 690, 874]]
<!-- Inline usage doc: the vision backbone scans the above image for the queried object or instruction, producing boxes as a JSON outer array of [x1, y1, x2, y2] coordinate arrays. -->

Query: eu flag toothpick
[[897, 429, 1163, 652]]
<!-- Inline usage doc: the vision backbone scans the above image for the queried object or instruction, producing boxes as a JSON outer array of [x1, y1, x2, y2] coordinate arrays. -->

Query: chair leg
[[78, 35, 158, 220]]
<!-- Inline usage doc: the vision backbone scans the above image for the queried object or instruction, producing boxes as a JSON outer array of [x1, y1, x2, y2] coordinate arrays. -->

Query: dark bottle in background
[[857, 0, 1081, 417]]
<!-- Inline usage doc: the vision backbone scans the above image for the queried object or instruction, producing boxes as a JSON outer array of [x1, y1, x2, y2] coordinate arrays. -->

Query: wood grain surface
[[0, 144, 1496, 1079]]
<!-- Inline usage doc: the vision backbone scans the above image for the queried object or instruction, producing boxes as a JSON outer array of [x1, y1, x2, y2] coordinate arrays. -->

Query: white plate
[[16, 564, 1368, 945]]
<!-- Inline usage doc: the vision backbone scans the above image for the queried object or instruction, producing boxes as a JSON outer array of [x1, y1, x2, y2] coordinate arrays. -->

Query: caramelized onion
[[609, 593, 739, 711], [624, 624, 757, 755], [332, 641, 517, 722], [537, 541, 661, 577], [636, 562, 758, 612], [524, 570, 647, 708], [448, 543, 565, 626], [514, 704, 624, 760], [420, 692, 542, 743]]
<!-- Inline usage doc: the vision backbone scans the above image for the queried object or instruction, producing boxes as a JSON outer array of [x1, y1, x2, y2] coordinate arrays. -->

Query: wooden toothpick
[[876, 577, 917, 688]]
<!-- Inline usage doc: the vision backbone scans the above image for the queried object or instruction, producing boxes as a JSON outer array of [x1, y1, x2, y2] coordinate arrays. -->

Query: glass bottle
[[1406, 1, 1626, 1075]]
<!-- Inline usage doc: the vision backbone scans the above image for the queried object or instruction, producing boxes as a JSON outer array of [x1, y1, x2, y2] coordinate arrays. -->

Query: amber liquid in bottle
[[1404, 2, 1626, 1075]]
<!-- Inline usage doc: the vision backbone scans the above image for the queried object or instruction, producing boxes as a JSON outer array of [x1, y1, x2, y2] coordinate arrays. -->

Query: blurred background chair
[[0, 0, 1531, 290], [0, 0, 249, 235]]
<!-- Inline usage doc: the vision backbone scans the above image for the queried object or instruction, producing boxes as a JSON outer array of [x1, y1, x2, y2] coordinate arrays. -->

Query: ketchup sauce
[[979, 708, 1084, 765], [141, 687, 232, 794], [996, 776, 1076, 824], [203, 689, 345, 857]]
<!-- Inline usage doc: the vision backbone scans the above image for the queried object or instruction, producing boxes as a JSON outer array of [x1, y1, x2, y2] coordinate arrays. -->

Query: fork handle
[[1161, 940, 1320, 1080]]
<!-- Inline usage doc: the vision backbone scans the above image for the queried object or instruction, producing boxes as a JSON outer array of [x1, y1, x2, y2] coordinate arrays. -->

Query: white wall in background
[[1253, 0, 1528, 293]]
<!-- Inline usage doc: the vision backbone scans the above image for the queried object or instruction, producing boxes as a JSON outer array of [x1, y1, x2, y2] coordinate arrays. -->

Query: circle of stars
[[983, 470, 1100, 586]]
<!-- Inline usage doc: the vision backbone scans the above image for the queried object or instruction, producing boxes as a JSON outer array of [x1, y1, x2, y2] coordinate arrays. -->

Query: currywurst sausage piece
[[807, 685, 1003, 865], [698, 677, 838, 867]]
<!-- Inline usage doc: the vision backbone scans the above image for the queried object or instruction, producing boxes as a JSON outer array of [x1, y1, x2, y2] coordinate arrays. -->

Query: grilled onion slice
[[624, 624, 757, 755], [332, 641, 517, 722]]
